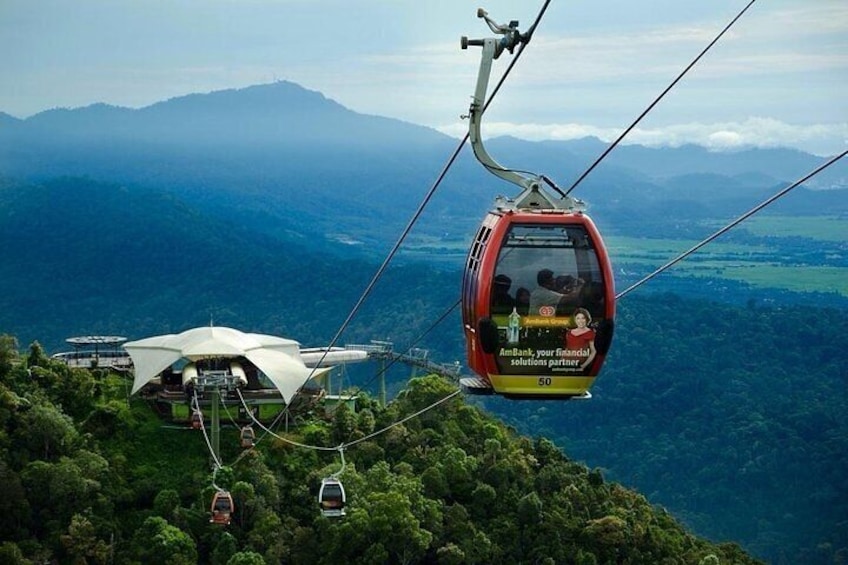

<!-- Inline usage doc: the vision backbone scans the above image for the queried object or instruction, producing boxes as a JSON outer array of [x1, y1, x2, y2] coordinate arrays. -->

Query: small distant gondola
[[210, 491, 234, 525], [190, 410, 203, 430], [239, 426, 256, 449], [459, 9, 615, 399], [318, 477, 346, 518]]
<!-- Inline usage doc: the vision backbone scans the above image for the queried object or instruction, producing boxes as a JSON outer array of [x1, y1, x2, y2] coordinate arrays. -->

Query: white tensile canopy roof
[[123, 326, 329, 403]]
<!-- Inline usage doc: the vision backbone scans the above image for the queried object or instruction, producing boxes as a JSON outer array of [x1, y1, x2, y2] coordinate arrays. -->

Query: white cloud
[[436, 117, 848, 156]]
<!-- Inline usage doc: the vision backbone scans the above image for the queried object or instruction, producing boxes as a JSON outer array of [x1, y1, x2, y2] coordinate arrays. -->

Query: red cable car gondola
[[458, 9, 615, 399], [461, 209, 615, 399], [209, 490, 234, 525]]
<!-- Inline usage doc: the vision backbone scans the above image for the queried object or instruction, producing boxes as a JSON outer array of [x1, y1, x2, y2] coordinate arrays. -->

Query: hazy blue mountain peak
[[0, 111, 22, 126], [143, 80, 346, 118]]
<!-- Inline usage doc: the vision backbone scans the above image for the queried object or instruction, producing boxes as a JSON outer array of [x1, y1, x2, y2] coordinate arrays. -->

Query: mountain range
[[1, 81, 845, 255]]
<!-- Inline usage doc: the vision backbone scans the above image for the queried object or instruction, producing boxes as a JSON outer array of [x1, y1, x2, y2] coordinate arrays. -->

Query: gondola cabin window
[[489, 223, 608, 378]]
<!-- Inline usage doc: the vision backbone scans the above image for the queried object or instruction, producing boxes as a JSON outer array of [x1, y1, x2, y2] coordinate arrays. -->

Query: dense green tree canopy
[[0, 334, 766, 564]]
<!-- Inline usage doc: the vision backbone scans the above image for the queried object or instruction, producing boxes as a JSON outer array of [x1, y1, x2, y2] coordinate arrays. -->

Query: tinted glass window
[[489, 223, 606, 376]]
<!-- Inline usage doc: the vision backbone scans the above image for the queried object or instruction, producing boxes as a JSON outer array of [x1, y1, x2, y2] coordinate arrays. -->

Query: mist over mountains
[[1, 81, 845, 255]]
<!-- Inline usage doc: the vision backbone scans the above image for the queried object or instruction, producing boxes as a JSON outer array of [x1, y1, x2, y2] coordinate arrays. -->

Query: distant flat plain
[[402, 215, 848, 297]]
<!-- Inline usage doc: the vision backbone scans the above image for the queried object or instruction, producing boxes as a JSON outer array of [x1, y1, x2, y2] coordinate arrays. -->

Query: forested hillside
[[0, 339, 760, 564]]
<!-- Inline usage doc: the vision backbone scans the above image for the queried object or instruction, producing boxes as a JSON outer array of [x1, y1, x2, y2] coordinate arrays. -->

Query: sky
[[1, 0, 846, 156]]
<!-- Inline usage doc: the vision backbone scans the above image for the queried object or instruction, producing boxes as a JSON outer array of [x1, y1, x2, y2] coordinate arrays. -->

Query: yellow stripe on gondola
[[489, 373, 595, 397]]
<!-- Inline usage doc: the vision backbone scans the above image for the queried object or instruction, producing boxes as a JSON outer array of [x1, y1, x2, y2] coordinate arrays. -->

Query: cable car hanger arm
[[462, 8, 582, 212], [462, 9, 534, 192]]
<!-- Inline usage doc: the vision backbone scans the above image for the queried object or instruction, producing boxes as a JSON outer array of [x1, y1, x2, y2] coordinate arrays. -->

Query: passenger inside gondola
[[515, 287, 530, 315], [491, 274, 515, 314], [529, 269, 564, 314], [555, 275, 586, 313]]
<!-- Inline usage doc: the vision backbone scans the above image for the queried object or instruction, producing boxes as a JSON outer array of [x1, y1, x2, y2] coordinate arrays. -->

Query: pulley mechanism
[[461, 8, 583, 213]]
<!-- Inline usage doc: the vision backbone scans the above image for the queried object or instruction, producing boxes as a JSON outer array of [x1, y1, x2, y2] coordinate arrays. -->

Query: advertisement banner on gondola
[[492, 307, 598, 376]]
